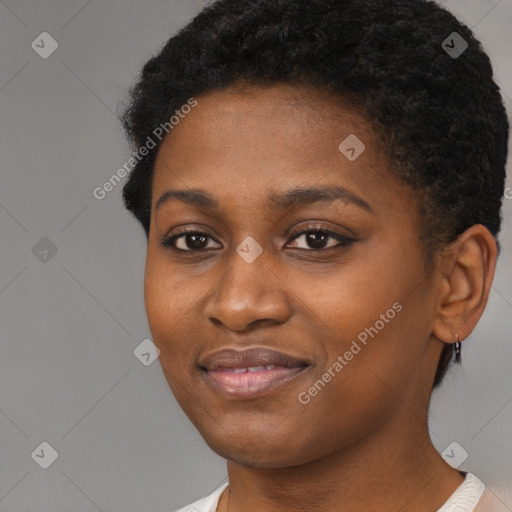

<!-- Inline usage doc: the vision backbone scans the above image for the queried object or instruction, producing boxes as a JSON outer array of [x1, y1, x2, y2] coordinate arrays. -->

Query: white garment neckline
[[437, 472, 485, 512], [175, 472, 485, 512]]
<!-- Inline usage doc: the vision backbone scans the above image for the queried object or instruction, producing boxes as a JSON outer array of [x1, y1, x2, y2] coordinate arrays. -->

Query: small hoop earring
[[454, 333, 462, 364]]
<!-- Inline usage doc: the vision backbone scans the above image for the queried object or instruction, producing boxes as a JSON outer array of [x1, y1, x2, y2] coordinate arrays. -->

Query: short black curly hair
[[121, 0, 509, 388]]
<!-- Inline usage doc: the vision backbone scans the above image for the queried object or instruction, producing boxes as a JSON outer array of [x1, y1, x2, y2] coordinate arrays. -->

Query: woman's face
[[145, 83, 445, 468]]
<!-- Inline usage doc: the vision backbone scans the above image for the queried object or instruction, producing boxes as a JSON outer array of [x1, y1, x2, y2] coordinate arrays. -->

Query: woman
[[120, 0, 510, 510]]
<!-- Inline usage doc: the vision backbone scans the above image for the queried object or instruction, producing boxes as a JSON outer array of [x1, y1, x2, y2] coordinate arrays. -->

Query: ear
[[432, 224, 498, 345]]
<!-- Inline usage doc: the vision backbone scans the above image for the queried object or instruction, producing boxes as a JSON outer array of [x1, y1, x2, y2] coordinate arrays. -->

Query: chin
[[198, 423, 317, 469]]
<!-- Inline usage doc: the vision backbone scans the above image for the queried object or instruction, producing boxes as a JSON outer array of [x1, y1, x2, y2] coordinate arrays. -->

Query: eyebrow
[[155, 185, 373, 214], [267, 185, 373, 213]]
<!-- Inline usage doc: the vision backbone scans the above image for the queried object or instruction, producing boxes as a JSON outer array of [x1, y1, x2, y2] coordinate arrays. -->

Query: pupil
[[307, 232, 327, 248], [188, 234, 207, 249]]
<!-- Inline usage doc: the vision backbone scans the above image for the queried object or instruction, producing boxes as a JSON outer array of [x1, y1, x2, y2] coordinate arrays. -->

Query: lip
[[198, 347, 311, 399]]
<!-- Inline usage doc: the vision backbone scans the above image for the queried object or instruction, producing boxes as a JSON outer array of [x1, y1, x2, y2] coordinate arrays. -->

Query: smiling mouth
[[204, 365, 309, 398], [198, 347, 311, 399]]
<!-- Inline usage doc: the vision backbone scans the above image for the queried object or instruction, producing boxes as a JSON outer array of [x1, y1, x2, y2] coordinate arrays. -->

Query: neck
[[218, 414, 464, 512]]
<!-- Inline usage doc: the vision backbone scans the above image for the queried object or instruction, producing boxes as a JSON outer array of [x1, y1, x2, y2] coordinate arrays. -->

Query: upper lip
[[199, 347, 311, 371]]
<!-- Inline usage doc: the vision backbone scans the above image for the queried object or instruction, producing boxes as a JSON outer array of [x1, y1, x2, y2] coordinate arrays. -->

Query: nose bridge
[[205, 242, 291, 330]]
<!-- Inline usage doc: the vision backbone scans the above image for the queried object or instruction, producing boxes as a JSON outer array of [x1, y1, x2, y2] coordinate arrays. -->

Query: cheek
[[293, 250, 427, 398], [143, 253, 198, 365], [143, 259, 203, 412], [297, 255, 404, 345]]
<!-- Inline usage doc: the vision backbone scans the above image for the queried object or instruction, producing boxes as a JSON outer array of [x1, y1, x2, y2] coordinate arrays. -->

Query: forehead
[[154, 83, 386, 175], [164, 84, 371, 138], [151, 83, 414, 221]]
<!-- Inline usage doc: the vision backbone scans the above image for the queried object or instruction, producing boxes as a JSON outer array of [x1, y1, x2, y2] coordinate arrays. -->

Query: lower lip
[[204, 366, 308, 399]]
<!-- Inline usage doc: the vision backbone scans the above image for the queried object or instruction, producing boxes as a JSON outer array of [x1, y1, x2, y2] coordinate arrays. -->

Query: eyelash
[[160, 225, 356, 253]]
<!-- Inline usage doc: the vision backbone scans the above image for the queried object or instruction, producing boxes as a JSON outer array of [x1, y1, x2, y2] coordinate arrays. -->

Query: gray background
[[0, 0, 511, 510]]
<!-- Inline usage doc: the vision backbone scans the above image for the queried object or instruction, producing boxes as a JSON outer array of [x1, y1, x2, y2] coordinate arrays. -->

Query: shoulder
[[474, 485, 511, 512], [172, 482, 229, 512]]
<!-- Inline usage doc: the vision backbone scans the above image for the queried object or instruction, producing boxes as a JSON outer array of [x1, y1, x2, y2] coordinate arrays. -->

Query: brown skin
[[144, 83, 497, 511]]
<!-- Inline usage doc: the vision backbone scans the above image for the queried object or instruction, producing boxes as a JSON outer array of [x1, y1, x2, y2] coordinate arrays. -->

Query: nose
[[204, 247, 292, 332]]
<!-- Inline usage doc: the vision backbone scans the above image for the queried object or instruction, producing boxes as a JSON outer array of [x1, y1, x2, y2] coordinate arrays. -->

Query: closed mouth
[[198, 346, 311, 399]]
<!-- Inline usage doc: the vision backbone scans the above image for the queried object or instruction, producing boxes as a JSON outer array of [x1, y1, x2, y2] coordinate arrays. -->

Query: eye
[[161, 230, 222, 252], [286, 227, 356, 250]]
